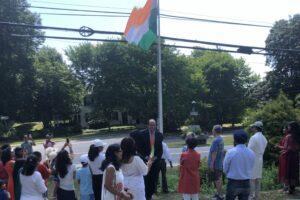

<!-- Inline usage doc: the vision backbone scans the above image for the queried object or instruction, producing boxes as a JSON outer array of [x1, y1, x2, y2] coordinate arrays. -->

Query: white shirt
[[20, 171, 47, 200], [223, 144, 255, 180], [58, 164, 76, 191], [248, 132, 268, 179], [88, 153, 105, 175], [121, 156, 148, 200], [162, 142, 172, 161]]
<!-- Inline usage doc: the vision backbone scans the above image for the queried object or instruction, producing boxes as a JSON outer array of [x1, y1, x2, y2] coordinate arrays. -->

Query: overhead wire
[[22, 5, 273, 28], [37, 13, 129, 17], [11, 34, 264, 55], [27, 0, 273, 26], [2, 22, 300, 54], [27, 0, 132, 11], [0, 22, 300, 55]]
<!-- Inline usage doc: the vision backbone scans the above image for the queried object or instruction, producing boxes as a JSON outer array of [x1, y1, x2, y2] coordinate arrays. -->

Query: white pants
[[182, 193, 199, 200]]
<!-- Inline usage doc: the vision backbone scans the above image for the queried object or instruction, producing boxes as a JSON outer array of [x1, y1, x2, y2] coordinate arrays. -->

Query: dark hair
[[88, 144, 99, 162], [55, 150, 72, 178], [1, 148, 12, 165], [288, 121, 300, 143], [100, 144, 121, 171], [33, 151, 42, 160], [255, 126, 263, 132], [1, 144, 10, 151], [234, 129, 248, 145], [121, 137, 136, 163], [186, 137, 198, 149], [21, 155, 38, 176], [14, 147, 24, 159]]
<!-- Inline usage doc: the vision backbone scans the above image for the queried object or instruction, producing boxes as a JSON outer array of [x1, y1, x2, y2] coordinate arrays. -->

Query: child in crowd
[[33, 151, 51, 184], [0, 180, 10, 200], [178, 137, 201, 200], [76, 154, 94, 200]]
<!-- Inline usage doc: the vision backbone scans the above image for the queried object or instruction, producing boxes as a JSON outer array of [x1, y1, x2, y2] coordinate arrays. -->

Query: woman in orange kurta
[[1, 148, 15, 200], [178, 137, 201, 200]]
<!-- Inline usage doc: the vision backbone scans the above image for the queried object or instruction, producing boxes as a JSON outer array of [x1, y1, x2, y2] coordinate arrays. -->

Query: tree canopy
[[0, 0, 43, 121], [265, 14, 300, 99]]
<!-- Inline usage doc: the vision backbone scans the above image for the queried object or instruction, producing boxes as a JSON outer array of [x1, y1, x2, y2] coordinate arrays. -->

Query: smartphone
[[66, 138, 70, 144]]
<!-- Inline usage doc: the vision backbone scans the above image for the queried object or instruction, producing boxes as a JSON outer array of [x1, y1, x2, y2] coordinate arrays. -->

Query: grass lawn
[[46, 166, 299, 200], [167, 135, 234, 148], [153, 190, 295, 200]]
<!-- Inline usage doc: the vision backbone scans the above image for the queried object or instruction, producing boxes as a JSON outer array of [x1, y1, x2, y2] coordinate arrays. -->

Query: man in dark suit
[[130, 119, 163, 200]]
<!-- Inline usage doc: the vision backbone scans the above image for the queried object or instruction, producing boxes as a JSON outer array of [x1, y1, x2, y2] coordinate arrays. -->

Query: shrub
[[261, 165, 281, 191], [243, 92, 298, 165]]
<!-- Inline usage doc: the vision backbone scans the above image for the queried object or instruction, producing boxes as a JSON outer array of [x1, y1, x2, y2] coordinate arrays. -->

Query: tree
[[33, 47, 84, 127], [0, 0, 44, 121], [66, 42, 194, 130], [189, 51, 258, 126], [265, 14, 300, 99]]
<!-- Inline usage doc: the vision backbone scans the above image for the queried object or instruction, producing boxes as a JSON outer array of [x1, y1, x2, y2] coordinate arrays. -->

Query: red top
[[278, 134, 288, 182], [4, 160, 15, 200], [178, 149, 201, 194], [37, 163, 51, 184]]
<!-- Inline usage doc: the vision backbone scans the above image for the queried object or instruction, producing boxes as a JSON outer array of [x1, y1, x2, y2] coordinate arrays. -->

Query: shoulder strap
[[88, 164, 94, 175]]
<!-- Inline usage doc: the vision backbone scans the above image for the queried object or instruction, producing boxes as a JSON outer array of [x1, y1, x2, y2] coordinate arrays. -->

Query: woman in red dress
[[282, 121, 300, 194], [1, 148, 15, 200], [277, 126, 288, 187], [178, 137, 201, 200]]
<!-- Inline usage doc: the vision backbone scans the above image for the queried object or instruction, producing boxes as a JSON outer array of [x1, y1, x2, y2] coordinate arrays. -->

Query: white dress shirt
[[162, 142, 172, 161], [248, 132, 267, 179], [223, 144, 255, 180]]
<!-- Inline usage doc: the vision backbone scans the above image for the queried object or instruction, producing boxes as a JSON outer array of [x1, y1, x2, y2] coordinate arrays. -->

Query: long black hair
[[288, 121, 300, 144], [1, 148, 12, 165], [121, 137, 136, 163], [55, 150, 72, 178], [100, 144, 121, 171], [21, 155, 38, 176], [88, 144, 99, 162], [14, 147, 24, 159]]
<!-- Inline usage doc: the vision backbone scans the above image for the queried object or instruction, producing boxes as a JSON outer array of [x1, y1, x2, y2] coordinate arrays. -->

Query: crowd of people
[[0, 119, 299, 200]]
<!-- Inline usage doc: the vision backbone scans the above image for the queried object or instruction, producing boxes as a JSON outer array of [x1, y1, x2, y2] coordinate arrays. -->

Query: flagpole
[[157, 0, 163, 133]]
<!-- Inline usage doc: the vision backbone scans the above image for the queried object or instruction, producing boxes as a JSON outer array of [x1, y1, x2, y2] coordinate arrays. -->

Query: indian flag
[[124, 0, 158, 50]]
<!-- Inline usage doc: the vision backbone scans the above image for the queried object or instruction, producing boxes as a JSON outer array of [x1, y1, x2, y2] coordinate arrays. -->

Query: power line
[[161, 14, 272, 28], [0, 22, 124, 35], [38, 13, 129, 18], [24, 5, 130, 15], [28, 0, 273, 26], [2, 22, 300, 54], [12, 34, 125, 43], [23, 5, 273, 28], [11, 34, 262, 55], [28, 0, 132, 11]]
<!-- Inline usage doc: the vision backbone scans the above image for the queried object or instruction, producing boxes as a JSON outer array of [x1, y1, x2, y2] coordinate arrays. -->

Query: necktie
[[150, 131, 155, 157]]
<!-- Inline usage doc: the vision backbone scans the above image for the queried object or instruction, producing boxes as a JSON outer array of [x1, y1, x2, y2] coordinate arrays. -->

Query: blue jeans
[[80, 194, 94, 200], [226, 179, 250, 200]]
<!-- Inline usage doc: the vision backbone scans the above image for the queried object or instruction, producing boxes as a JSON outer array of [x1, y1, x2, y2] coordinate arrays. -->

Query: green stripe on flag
[[138, 30, 157, 50]]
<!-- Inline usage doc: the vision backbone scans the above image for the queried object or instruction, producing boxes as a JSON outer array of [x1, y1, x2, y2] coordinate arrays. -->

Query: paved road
[[33, 135, 233, 166]]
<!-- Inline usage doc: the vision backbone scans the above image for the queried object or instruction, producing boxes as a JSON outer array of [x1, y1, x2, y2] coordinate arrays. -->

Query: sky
[[27, 0, 300, 77]]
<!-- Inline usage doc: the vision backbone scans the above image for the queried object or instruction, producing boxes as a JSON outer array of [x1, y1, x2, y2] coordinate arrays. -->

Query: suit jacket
[[130, 129, 163, 162]]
